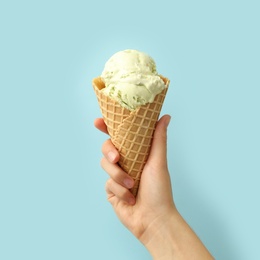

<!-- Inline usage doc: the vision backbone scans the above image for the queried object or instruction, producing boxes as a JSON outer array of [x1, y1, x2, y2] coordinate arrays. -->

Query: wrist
[[140, 208, 214, 260], [139, 208, 178, 259]]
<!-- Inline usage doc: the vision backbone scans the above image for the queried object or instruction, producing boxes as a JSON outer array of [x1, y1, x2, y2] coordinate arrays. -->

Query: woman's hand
[[94, 115, 214, 259], [94, 115, 176, 241]]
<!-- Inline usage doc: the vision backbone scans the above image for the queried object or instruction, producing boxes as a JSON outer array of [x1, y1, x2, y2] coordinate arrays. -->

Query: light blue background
[[0, 0, 259, 259]]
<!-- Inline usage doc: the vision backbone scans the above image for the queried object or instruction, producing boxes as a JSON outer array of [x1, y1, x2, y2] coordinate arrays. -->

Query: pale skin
[[94, 115, 214, 260]]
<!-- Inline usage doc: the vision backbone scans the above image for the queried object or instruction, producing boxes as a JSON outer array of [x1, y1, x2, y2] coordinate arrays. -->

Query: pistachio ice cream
[[101, 49, 166, 111]]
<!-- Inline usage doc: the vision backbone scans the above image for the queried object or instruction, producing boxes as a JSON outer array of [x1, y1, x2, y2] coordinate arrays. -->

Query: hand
[[94, 115, 214, 259], [94, 115, 175, 241]]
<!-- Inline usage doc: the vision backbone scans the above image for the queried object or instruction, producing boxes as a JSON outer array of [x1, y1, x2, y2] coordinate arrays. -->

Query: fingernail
[[107, 151, 116, 162], [124, 178, 134, 189]]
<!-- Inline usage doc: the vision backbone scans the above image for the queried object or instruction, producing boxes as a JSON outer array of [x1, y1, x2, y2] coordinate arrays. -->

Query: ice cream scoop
[[101, 49, 166, 111]]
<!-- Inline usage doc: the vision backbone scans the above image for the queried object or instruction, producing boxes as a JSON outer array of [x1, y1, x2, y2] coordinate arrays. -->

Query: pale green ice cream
[[101, 49, 166, 111]]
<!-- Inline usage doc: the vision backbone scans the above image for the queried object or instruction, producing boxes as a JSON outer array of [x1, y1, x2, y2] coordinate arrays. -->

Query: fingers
[[105, 179, 135, 205], [97, 115, 171, 206], [101, 138, 135, 205], [101, 156, 134, 189], [94, 118, 108, 134], [101, 139, 120, 163]]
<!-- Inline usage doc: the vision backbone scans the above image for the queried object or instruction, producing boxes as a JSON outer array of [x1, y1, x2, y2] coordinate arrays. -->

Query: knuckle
[[105, 180, 109, 190], [105, 179, 111, 192], [105, 178, 113, 188], [100, 157, 105, 168]]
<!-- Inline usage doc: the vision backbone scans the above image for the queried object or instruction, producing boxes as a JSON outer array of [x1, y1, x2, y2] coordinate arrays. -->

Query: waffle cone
[[93, 76, 169, 196]]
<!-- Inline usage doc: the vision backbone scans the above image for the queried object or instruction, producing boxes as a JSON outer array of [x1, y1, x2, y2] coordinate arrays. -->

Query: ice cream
[[100, 49, 166, 111]]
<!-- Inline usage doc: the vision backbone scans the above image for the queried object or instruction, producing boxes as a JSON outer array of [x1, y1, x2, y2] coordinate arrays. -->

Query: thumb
[[147, 115, 171, 168]]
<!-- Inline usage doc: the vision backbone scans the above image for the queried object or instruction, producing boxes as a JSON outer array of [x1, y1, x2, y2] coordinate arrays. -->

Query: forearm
[[141, 209, 214, 260]]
